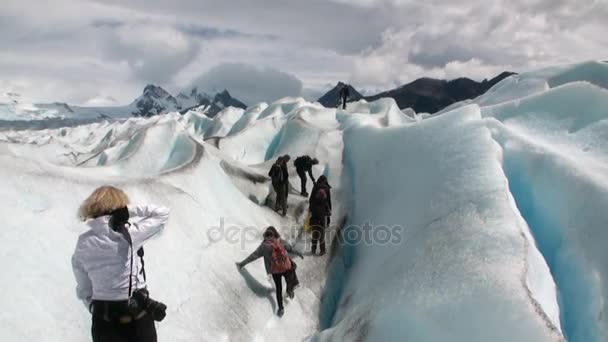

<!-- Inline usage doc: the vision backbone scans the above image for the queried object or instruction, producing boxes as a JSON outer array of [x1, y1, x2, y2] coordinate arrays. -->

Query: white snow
[[1, 61, 607, 342]]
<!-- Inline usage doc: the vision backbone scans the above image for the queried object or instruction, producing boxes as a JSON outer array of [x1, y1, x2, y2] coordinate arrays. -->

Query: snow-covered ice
[[0, 61, 607, 341]]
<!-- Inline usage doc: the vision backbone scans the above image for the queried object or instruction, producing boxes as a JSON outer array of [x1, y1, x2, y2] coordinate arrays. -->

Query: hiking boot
[[277, 307, 285, 317], [301, 192, 309, 197], [287, 290, 295, 299], [319, 250, 326, 256]]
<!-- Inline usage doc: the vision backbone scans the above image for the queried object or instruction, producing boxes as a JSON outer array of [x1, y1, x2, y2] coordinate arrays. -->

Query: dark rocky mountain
[[317, 82, 363, 107], [131, 85, 180, 117], [365, 72, 516, 114], [213, 90, 247, 111], [317, 72, 516, 114], [131, 85, 247, 118]]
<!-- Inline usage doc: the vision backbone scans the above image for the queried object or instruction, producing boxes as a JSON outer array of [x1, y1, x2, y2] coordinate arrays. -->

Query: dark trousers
[[92, 313, 157, 342], [273, 181, 287, 215], [297, 169, 307, 195], [311, 216, 328, 254], [272, 262, 300, 310], [341, 97, 347, 109]]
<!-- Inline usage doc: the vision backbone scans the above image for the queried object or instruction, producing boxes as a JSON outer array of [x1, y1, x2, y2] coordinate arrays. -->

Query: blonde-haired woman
[[72, 186, 170, 342]]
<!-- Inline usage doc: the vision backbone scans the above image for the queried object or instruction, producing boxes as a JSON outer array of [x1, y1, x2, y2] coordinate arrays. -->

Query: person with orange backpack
[[309, 175, 332, 256], [236, 226, 303, 316]]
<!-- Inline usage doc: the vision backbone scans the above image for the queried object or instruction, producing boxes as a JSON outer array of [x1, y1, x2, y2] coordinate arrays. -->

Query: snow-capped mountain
[[0, 92, 78, 121], [130, 84, 181, 117], [130, 85, 247, 118], [177, 88, 247, 118], [0, 86, 248, 122]]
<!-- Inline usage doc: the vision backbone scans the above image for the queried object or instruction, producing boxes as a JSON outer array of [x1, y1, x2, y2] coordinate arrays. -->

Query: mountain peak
[[132, 85, 179, 117], [212, 89, 246, 112], [317, 82, 363, 107], [218, 89, 231, 97], [142, 84, 171, 99]]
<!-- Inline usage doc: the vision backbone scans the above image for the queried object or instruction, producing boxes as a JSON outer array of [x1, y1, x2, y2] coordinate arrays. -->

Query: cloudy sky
[[1, 0, 606, 105]]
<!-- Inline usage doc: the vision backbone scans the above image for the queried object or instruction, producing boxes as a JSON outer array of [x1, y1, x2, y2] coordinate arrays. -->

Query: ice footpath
[[1, 61, 608, 342]]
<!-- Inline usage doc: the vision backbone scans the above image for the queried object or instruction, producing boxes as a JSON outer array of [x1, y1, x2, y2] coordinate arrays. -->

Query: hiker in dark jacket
[[309, 175, 332, 255], [268, 157, 288, 216], [236, 226, 303, 316], [294, 156, 319, 197], [339, 85, 350, 110], [280, 155, 291, 208]]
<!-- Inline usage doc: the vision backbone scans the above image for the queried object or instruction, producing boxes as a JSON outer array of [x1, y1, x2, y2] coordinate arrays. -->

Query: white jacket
[[71, 205, 170, 309]]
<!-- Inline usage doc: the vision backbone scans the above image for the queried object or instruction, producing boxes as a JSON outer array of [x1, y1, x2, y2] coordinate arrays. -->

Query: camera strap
[[117, 223, 147, 298], [117, 223, 135, 298], [137, 247, 146, 282]]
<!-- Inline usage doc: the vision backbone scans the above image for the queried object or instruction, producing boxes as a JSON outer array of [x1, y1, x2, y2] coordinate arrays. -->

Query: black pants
[[341, 97, 347, 109], [273, 181, 287, 215], [311, 216, 328, 254], [272, 264, 299, 310], [92, 312, 157, 342], [297, 169, 307, 195]]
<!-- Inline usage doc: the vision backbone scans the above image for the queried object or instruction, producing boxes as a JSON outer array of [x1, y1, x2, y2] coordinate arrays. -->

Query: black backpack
[[269, 164, 284, 182], [294, 156, 308, 169]]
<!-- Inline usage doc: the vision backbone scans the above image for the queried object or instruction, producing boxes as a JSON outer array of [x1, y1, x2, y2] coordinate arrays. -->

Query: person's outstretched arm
[[128, 205, 170, 248], [237, 243, 265, 268]]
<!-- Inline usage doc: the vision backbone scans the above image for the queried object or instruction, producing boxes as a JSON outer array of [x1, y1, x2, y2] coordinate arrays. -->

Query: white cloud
[[104, 23, 200, 84], [350, 0, 608, 86], [0, 0, 606, 105], [190, 63, 303, 104]]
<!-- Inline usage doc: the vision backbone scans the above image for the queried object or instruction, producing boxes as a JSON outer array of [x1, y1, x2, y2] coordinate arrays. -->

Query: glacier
[[0, 61, 607, 342]]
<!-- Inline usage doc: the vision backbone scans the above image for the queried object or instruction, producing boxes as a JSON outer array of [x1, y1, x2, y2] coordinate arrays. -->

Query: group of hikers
[[267, 154, 331, 255], [71, 156, 332, 340], [247, 154, 332, 316]]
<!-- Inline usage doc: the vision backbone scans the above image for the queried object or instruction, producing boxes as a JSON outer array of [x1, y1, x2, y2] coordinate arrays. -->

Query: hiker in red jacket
[[236, 226, 303, 316], [309, 175, 332, 255]]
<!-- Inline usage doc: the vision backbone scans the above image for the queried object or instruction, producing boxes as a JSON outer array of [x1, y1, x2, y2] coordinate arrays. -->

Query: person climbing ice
[[339, 84, 350, 110], [268, 156, 289, 216], [280, 155, 291, 207], [236, 226, 303, 317], [294, 155, 319, 197], [309, 176, 332, 255], [72, 186, 170, 342]]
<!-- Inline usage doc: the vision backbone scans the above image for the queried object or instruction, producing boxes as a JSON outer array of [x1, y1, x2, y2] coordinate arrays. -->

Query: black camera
[[130, 289, 167, 322], [144, 297, 167, 322]]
